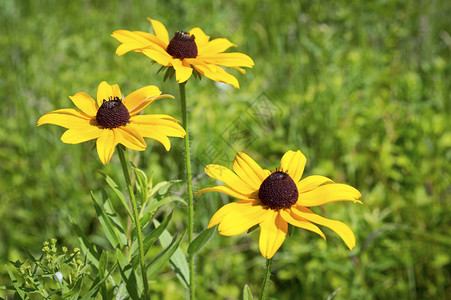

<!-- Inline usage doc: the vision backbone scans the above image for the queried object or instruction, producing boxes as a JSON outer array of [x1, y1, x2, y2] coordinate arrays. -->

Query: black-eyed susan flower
[[195, 150, 362, 259], [37, 81, 185, 164], [112, 18, 254, 88]]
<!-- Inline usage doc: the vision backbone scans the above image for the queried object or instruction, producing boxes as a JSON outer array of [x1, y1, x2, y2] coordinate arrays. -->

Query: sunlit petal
[[297, 175, 334, 193], [259, 211, 287, 259], [116, 127, 146, 151], [207, 200, 257, 228], [217, 202, 268, 236], [97, 81, 122, 107], [194, 186, 255, 201], [204, 164, 255, 194], [142, 48, 172, 66], [280, 150, 306, 183], [60, 126, 103, 144], [193, 63, 240, 88], [292, 206, 356, 250], [298, 183, 362, 207], [69, 92, 98, 116], [96, 129, 117, 165], [198, 38, 236, 55], [199, 52, 255, 68], [37, 111, 92, 128], [127, 94, 174, 116], [232, 152, 270, 189], [126, 123, 171, 150], [189, 27, 210, 46], [171, 59, 193, 83], [148, 18, 169, 46], [122, 85, 162, 113], [130, 115, 185, 136], [279, 209, 325, 240]]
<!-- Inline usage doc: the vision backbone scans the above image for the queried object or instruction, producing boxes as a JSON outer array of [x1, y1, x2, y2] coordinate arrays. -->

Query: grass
[[1, 0, 450, 299]]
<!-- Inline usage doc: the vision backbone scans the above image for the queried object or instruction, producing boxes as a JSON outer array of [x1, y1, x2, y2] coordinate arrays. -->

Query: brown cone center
[[166, 31, 198, 59], [95, 97, 130, 128], [258, 171, 299, 210]]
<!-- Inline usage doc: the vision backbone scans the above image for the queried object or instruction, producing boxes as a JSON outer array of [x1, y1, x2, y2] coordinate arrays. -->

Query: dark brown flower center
[[258, 171, 299, 210], [95, 97, 130, 129], [166, 31, 198, 59]]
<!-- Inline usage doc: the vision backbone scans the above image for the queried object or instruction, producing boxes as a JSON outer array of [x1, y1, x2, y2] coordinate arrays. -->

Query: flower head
[[195, 150, 362, 259], [37, 81, 186, 164], [112, 18, 254, 88]]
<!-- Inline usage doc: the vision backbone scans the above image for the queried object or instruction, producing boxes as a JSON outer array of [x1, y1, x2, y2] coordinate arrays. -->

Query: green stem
[[179, 82, 195, 300], [117, 146, 150, 300], [259, 258, 273, 300]]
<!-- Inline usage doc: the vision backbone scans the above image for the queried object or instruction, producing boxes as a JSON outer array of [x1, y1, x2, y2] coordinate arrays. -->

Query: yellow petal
[[298, 183, 362, 206], [297, 175, 334, 193], [127, 94, 174, 116], [193, 63, 240, 88], [189, 27, 210, 46], [115, 42, 146, 56], [207, 200, 259, 228], [198, 38, 236, 55], [280, 150, 306, 183], [97, 81, 122, 107], [147, 18, 169, 46], [217, 202, 268, 236], [232, 152, 269, 190], [69, 92, 98, 116], [37, 110, 92, 128], [60, 126, 103, 144], [142, 48, 172, 66], [96, 129, 117, 164], [130, 115, 185, 137], [195, 186, 256, 201], [127, 123, 171, 150], [292, 206, 356, 250], [122, 85, 162, 113], [171, 59, 193, 83], [198, 52, 255, 68], [279, 209, 325, 240], [116, 127, 147, 151], [112, 30, 159, 49], [259, 211, 287, 259], [204, 164, 255, 194]]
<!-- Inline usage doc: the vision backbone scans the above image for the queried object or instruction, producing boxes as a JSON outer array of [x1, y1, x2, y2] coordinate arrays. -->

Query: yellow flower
[[37, 81, 186, 164], [112, 18, 254, 88], [195, 150, 362, 259]]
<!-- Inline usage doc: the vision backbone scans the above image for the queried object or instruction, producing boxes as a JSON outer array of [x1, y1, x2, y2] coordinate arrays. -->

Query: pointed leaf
[[187, 227, 215, 255], [242, 284, 254, 300], [153, 220, 189, 287], [147, 230, 186, 281], [102, 173, 133, 219], [92, 192, 121, 248]]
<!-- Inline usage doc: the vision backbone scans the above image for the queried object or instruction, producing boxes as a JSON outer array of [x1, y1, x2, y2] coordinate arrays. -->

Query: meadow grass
[[1, 0, 450, 299]]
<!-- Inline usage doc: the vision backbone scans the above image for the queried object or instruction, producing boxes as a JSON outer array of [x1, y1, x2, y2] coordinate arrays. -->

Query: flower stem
[[179, 82, 195, 300], [117, 146, 150, 300], [259, 258, 273, 300]]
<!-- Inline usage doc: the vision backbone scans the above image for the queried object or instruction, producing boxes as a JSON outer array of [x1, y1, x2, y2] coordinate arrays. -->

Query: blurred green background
[[1, 0, 450, 299]]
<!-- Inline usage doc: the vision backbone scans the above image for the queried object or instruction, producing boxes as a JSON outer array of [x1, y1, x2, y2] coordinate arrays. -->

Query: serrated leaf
[[187, 227, 215, 255], [242, 284, 253, 300], [153, 220, 189, 287]]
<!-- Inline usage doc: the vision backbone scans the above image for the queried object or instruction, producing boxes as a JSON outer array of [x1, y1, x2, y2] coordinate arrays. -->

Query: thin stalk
[[179, 82, 195, 300], [259, 258, 273, 300], [117, 146, 150, 300]]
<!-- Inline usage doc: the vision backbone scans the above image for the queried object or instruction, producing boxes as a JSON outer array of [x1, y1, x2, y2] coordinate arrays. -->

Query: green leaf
[[147, 230, 186, 282], [91, 192, 122, 249], [131, 211, 173, 268], [242, 284, 254, 300], [187, 227, 215, 255], [145, 195, 187, 215], [116, 250, 141, 300], [102, 173, 133, 219], [153, 220, 190, 288], [131, 166, 148, 205], [69, 216, 100, 271], [5, 264, 27, 299]]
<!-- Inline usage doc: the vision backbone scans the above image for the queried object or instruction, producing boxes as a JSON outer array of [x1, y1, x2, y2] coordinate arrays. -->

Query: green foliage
[[1, 0, 450, 299]]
